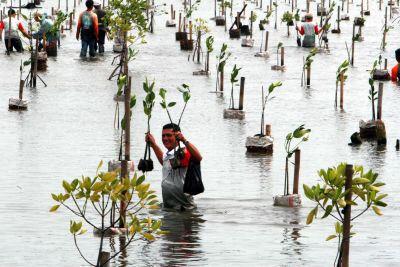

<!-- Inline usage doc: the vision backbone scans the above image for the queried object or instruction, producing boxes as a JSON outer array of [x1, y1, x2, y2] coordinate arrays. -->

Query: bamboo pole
[[293, 149, 300, 194], [280, 47, 285, 66], [377, 82, 383, 120], [238, 77, 245, 110], [265, 31, 269, 51], [340, 72, 344, 109], [351, 23, 355, 65]]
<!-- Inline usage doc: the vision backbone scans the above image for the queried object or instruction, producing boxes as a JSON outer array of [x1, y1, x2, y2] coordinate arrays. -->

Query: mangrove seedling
[[380, 24, 393, 50], [191, 18, 209, 63], [50, 161, 164, 267], [304, 163, 387, 266], [229, 64, 241, 110], [159, 85, 191, 169], [284, 125, 311, 196], [205, 35, 214, 73], [105, 0, 148, 80], [318, 2, 335, 49], [369, 59, 379, 120], [215, 43, 231, 92], [260, 81, 282, 136], [281, 11, 294, 36], [185, 0, 201, 18], [138, 79, 156, 173], [302, 48, 318, 87], [276, 42, 283, 66], [335, 59, 349, 108]]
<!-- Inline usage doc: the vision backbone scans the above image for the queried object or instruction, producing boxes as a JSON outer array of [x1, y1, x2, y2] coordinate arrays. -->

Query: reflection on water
[[159, 210, 205, 266]]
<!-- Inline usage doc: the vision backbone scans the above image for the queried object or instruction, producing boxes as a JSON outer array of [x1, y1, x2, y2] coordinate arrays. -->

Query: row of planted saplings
[[7, 8, 76, 110]]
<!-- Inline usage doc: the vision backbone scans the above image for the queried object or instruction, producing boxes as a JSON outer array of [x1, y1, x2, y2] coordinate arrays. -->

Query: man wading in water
[[145, 123, 202, 211], [76, 0, 98, 57], [0, 9, 30, 53], [93, 2, 107, 53], [295, 13, 321, 47]]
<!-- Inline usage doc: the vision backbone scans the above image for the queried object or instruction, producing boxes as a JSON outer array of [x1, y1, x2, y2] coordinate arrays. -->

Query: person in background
[[295, 13, 321, 48], [93, 2, 107, 53], [391, 48, 400, 82], [0, 9, 30, 52], [76, 0, 98, 57], [145, 123, 202, 211], [32, 12, 57, 50]]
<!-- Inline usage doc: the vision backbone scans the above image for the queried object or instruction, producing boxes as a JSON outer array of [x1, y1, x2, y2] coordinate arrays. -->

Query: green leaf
[[136, 175, 146, 186], [306, 207, 316, 224], [375, 193, 388, 201], [62, 180, 72, 193], [335, 221, 341, 234], [303, 184, 314, 200], [326, 234, 337, 241], [321, 205, 333, 219], [51, 193, 59, 202], [168, 102, 176, 107], [372, 205, 383, 216], [49, 205, 60, 212]]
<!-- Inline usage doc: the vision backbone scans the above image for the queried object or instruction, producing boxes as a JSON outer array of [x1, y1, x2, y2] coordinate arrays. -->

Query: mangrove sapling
[[260, 82, 282, 136], [9, 60, 31, 110], [281, 11, 294, 36], [228, 64, 241, 110], [318, 2, 335, 50], [50, 161, 165, 267], [191, 18, 209, 64], [215, 43, 231, 92], [138, 79, 156, 173], [371, 55, 390, 81], [193, 35, 213, 75], [105, 0, 148, 81], [241, 11, 256, 47], [302, 48, 317, 87], [334, 59, 349, 108], [304, 163, 387, 267], [273, 1, 278, 29], [284, 125, 311, 196], [271, 42, 285, 70], [159, 85, 191, 168], [259, 8, 273, 29]]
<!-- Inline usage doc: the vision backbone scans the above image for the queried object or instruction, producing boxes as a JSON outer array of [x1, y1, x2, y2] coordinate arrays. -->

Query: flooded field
[[0, 0, 399, 266]]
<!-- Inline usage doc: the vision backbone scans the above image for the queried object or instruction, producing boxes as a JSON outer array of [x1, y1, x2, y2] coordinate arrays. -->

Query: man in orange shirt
[[76, 0, 98, 57], [391, 48, 400, 82]]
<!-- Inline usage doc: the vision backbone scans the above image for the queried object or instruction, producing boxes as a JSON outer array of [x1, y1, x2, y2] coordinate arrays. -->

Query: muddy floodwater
[[1, 0, 400, 266]]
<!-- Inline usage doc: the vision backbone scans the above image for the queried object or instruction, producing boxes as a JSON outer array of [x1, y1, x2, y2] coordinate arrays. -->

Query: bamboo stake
[[293, 149, 300, 194], [341, 164, 354, 267]]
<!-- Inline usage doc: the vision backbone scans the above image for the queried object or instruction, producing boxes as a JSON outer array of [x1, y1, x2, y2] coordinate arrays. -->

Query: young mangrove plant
[[302, 48, 317, 87], [260, 81, 282, 136], [205, 35, 214, 73], [105, 0, 148, 80], [215, 43, 231, 92], [335, 59, 349, 108], [138, 79, 156, 173], [304, 163, 387, 267], [369, 59, 379, 120], [284, 125, 311, 195], [229, 64, 241, 110], [276, 42, 282, 66], [50, 161, 164, 267], [281, 11, 294, 36], [318, 2, 335, 49], [191, 18, 209, 63], [159, 85, 191, 168]]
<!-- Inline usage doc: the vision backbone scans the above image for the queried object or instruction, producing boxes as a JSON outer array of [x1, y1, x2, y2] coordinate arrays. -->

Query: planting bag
[[183, 160, 204, 195]]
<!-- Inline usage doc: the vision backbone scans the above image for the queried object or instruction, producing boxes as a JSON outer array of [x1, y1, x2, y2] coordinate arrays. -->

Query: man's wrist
[[183, 140, 189, 146]]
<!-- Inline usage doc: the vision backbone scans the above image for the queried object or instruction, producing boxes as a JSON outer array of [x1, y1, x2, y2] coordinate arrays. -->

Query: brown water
[[1, 0, 400, 266]]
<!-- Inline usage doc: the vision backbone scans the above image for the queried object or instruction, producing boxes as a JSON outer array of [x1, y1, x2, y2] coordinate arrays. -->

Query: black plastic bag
[[138, 142, 154, 172], [183, 160, 204, 195]]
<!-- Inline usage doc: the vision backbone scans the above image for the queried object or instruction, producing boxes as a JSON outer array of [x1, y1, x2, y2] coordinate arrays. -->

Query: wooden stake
[[189, 20, 192, 40], [377, 82, 383, 120], [69, 13, 73, 30], [220, 66, 224, 91], [19, 79, 24, 100], [337, 5, 341, 31], [307, 0, 310, 13], [379, 0, 381, 10], [306, 66, 311, 86], [384, 58, 388, 70], [351, 23, 355, 66], [178, 13, 182, 31], [280, 47, 285, 66], [171, 4, 174, 20], [196, 30, 201, 63], [265, 31, 269, 51], [239, 77, 245, 110], [293, 149, 300, 194], [340, 72, 344, 109], [341, 164, 354, 267], [43, 32, 46, 51], [250, 11, 253, 38], [265, 124, 271, 136]]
